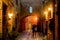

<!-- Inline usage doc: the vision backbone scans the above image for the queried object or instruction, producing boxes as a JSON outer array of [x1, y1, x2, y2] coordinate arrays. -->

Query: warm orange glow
[[26, 14, 39, 25], [8, 13, 13, 18], [34, 16, 37, 21], [48, 8, 52, 11], [48, 7, 53, 19], [44, 11, 48, 15], [48, 8, 51, 11], [32, 16, 38, 25], [44, 11, 48, 21], [29, 16, 38, 25]]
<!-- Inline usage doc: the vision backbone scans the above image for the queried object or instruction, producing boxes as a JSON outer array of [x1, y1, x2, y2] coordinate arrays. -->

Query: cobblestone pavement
[[15, 30, 47, 40]]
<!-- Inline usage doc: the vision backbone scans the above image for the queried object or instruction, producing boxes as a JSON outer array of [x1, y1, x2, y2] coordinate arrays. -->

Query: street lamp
[[48, 7, 53, 19], [8, 13, 13, 18], [30, 16, 38, 25], [33, 16, 38, 25], [48, 8, 52, 11], [44, 11, 48, 21], [34, 17, 37, 21]]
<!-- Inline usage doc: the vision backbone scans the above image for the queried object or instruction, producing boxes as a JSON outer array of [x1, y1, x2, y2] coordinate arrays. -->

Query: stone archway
[[18, 14, 43, 33]]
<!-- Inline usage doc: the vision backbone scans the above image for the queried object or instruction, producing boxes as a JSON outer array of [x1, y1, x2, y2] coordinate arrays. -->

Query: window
[[29, 6, 33, 13]]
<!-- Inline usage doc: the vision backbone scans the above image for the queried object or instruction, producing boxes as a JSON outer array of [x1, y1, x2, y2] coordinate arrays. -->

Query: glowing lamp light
[[8, 13, 13, 18], [33, 16, 38, 23], [44, 11, 48, 20], [48, 8, 52, 11], [44, 12, 48, 15], [34, 17, 37, 21]]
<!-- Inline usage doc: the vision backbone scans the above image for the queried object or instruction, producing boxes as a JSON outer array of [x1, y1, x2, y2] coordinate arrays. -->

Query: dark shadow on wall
[[2, 3, 8, 40]]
